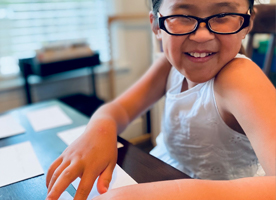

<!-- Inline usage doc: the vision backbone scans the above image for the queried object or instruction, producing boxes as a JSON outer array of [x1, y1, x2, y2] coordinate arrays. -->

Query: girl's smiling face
[[153, 0, 253, 84]]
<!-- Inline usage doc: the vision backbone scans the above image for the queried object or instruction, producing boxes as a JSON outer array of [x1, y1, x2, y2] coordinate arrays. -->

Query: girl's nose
[[189, 22, 215, 42]]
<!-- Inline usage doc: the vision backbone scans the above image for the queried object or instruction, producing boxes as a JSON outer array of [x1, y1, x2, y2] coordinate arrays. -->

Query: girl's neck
[[181, 78, 199, 92]]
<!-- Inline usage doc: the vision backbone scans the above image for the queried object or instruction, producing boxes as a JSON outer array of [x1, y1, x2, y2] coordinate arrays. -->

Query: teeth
[[189, 52, 212, 58]]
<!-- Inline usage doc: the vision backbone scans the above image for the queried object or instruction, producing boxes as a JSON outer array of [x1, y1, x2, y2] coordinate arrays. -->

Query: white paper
[[117, 142, 124, 148], [58, 191, 73, 200], [0, 141, 44, 187], [57, 125, 124, 148], [72, 164, 137, 200], [26, 106, 72, 132], [0, 114, 25, 139]]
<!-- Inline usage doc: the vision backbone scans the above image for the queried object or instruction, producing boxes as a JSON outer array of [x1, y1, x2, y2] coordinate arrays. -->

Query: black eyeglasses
[[158, 11, 251, 35]]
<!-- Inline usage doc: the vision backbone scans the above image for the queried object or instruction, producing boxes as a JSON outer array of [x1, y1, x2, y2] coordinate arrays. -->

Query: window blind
[[0, 0, 109, 75]]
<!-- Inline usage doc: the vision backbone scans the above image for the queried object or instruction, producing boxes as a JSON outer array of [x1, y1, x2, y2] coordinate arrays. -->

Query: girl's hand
[[46, 123, 118, 200]]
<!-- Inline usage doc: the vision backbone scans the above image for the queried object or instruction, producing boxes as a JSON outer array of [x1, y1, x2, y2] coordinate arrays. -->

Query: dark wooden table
[[0, 100, 189, 200]]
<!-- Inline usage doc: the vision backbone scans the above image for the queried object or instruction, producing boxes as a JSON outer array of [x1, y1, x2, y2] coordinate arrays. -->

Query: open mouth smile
[[186, 52, 215, 58], [184, 51, 216, 63]]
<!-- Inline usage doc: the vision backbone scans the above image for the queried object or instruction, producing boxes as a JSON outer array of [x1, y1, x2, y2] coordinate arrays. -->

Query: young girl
[[46, 0, 276, 199]]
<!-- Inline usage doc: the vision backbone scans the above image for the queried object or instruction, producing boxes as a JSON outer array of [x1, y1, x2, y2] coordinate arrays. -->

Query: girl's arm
[[214, 58, 276, 176], [94, 176, 275, 200], [94, 58, 275, 200], [46, 54, 172, 200]]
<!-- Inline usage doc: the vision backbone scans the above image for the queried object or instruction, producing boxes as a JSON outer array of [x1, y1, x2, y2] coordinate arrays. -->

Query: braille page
[[0, 114, 25, 139], [57, 125, 124, 148], [72, 164, 137, 200], [58, 191, 73, 200], [0, 141, 44, 187], [26, 106, 72, 132]]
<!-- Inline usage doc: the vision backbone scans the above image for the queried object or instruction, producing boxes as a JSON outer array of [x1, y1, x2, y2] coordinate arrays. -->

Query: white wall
[[107, 0, 152, 96]]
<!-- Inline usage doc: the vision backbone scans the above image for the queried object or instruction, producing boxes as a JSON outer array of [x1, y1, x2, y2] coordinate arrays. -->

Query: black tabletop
[[0, 100, 189, 200]]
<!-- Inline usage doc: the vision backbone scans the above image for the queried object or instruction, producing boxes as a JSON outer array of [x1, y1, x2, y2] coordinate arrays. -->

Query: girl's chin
[[184, 73, 215, 84]]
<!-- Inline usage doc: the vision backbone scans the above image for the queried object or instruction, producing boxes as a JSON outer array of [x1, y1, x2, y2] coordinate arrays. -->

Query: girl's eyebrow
[[213, 2, 240, 11], [169, 2, 240, 12], [169, 4, 195, 11]]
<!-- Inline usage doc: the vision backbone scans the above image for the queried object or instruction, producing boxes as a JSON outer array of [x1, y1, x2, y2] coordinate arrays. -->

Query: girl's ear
[[149, 11, 162, 40], [246, 11, 256, 35], [249, 14, 255, 31], [241, 11, 255, 39]]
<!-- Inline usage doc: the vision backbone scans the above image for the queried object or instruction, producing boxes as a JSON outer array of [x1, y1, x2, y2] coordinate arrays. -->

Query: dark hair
[[151, 0, 255, 17]]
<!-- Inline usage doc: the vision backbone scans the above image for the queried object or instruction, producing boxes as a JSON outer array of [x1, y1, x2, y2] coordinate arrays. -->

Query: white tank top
[[150, 54, 265, 180]]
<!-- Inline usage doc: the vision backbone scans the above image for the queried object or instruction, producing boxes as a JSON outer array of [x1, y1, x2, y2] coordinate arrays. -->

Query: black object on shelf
[[59, 93, 104, 117], [31, 54, 101, 77], [19, 53, 105, 117]]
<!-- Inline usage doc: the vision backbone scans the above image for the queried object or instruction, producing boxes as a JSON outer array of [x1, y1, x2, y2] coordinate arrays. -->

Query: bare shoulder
[[214, 57, 275, 99], [214, 56, 276, 127]]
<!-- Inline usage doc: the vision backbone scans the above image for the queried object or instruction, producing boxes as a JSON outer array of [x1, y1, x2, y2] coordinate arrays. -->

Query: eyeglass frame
[[158, 10, 251, 36]]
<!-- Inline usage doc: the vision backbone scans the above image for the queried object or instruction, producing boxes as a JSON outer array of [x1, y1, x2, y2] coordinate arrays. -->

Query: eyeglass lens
[[164, 15, 245, 34]]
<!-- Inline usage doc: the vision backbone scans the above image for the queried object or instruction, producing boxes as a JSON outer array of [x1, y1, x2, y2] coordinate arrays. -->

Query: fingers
[[97, 164, 115, 194], [46, 157, 63, 188], [47, 161, 70, 193], [46, 163, 81, 200], [74, 170, 98, 200]]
